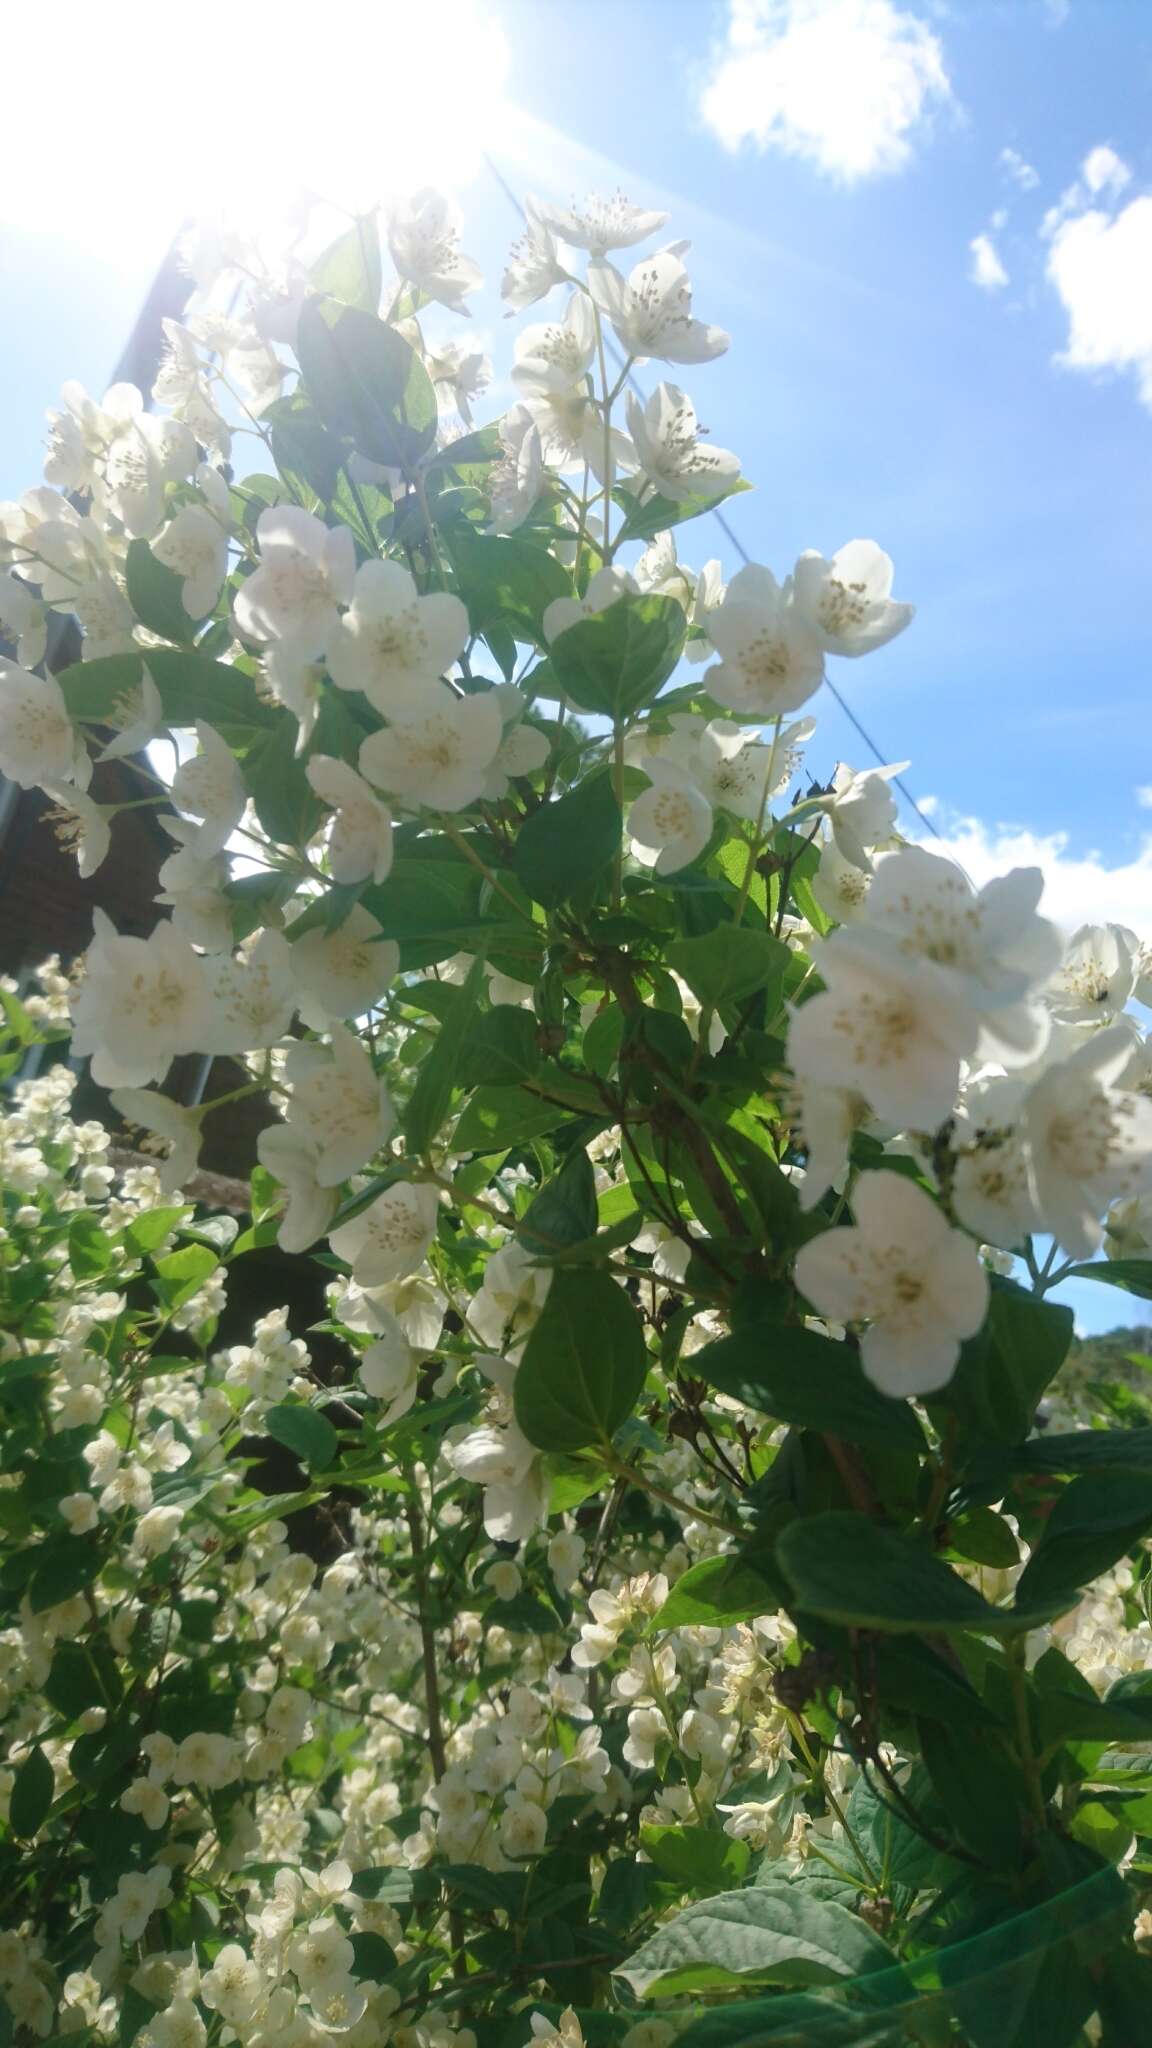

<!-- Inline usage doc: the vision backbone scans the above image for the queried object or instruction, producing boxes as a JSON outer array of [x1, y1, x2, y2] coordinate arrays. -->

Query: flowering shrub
[[3, 187, 1152, 2045]]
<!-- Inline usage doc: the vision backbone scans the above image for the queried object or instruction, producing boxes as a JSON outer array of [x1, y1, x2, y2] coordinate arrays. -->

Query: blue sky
[[2, 0, 1149, 1327]]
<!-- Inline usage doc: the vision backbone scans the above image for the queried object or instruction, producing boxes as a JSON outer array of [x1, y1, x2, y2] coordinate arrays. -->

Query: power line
[[481, 152, 942, 846]]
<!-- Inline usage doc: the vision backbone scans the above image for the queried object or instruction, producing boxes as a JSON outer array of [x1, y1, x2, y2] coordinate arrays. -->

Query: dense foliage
[[2, 187, 1152, 2047]]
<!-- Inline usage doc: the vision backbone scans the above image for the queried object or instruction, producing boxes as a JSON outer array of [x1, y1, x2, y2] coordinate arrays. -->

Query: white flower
[[628, 776, 713, 873], [265, 645, 324, 749], [819, 760, 906, 871], [358, 684, 504, 813], [501, 1794, 548, 1858], [861, 848, 1063, 1063], [201, 1945, 264, 2027], [327, 559, 469, 715], [447, 1420, 547, 1542], [285, 1027, 395, 1185], [490, 407, 545, 533], [134, 1505, 183, 1557], [151, 503, 229, 618], [542, 566, 638, 645], [548, 1529, 585, 1591], [952, 1134, 1038, 1250], [502, 201, 567, 310], [359, 1311, 419, 1423], [470, 1242, 553, 1349], [703, 564, 824, 718], [532, 191, 669, 255], [306, 756, 394, 885], [59, 1492, 99, 1534], [289, 905, 399, 1021], [794, 1171, 989, 1396], [233, 507, 355, 658], [1023, 1024, 1152, 1258], [70, 912, 219, 1088], [788, 930, 975, 1130], [330, 1181, 440, 1284], [0, 572, 46, 667], [792, 541, 914, 657], [626, 383, 739, 501], [120, 1777, 170, 1831], [205, 928, 298, 1050], [40, 782, 110, 877], [591, 249, 728, 364], [1048, 923, 1138, 1025], [98, 664, 166, 761], [811, 836, 872, 922], [387, 189, 482, 312], [791, 1079, 873, 1211], [488, 1560, 522, 1602], [170, 719, 246, 857], [256, 1124, 339, 1253], [110, 1088, 201, 1195], [0, 663, 89, 789], [427, 337, 492, 424], [150, 2000, 206, 2048], [513, 293, 597, 395]]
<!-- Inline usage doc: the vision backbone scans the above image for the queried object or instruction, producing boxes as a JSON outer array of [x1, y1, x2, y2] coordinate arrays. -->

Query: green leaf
[[693, 1325, 925, 1452], [615, 1883, 894, 1997], [449, 528, 572, 647], [1015, 1469, 1152, 1608], [57, 649, 276, 731], [930, 1281, 1073, 1445], [456, 1006, 542, 1088], [452, 1086, 566, 1153], [348, 1931, 397, 1982], [311, 217, 383, 312], [68, 1213, 114, 1279], [349, 1868, 415, 1904], [405, 955, 487, 1157], [516, 1150, 598, 1256], [28, 1538, 104, 1614], [246, 715, 323, 847], [776, 1511, 1057, 1635], [654, 1555, 779, 1631], [10, 1745, 54, 1837], [123, 1207, 190, 1256], [265, 391, 344, 506], [549, 594, 686, 720], [1063, 1258, 1152, 1300], [640, 1825, 750, 1897], [613, 479, 752, 548], [945, 1506, 1020, 1569], [667, 929, 788, 1012], [43, 1640, 122, 1719], [265, 1403, 339, 1473], [152, 1244, 219, 1311], [125, 538, 198, 639], [1013, 1427, 1152, 1475], [917, 1715, 1029, 1866], [515, 1268, 649, 1451], [296, 296, 437, 470], [513, 770, 621, 908]]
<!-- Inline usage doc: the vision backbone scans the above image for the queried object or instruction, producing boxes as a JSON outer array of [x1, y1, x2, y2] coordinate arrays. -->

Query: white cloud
[[1000, 145, 1038, 191], [1046, 192, 1152, 409], [968, 232, 1009, 291], [914, 815, 1152, 936], [1082, 144, 1131, 197], [1138, 787, 1152, 811], [699, 0, 952, 183]]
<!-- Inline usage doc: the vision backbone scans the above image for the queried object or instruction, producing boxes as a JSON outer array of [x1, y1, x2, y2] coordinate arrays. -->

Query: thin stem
[[612, 721, 625, 908], [1008, 1638, 1047, 1829], [787, 1712, 883, 1891], [601, 1449, 742, 1537], [437, 815, 535, 923]]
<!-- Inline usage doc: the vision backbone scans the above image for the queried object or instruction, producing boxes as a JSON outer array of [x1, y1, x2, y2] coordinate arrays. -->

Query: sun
[[2, 0, 511, 266]]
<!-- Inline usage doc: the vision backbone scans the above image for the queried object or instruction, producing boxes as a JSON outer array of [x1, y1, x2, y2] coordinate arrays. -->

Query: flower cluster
[[2, 174, 1152, 2037]]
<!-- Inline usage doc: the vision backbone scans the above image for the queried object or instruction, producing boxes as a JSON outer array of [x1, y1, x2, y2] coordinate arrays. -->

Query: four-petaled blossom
[[591, 249, 728, 364], [358, 1309, 419, 1424], [234, 507, 355, 658], [791, 541, 914, 657], [788, 929, 975, 1130], [532, 191, 669, 255], [306, 756, 394, 885], [289, 905, 399, 1022], [513, 293, 597, 394], [628, 776, 714, 873], [358, 684, 504, 812], [1047, 923, 1138, 1025], [387, 189, 482, 312], [0, 663, 90, 789], [703, 564, 825, 718], [627, 383, 740, 502], [284, 1028, 395, 1186], [206, 928, 298, 1051], [1023, 1024, 1152, 1258], [327, 558, 469, 715], [489, 407, 545, 533], [502, 201, 567, 310], [794, 1171, 989, 1396], [170, 720, 246, 857], [40, 782, 110, 878], [256, 1124, 338, 1253], [151, 503, 228, 618], [818, 760, 905, 870], [446, 1420, 548, 1542], [70, 912, 220, 1088], [542, 566, 638, 645], [330, 1181, 440, 1284]]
